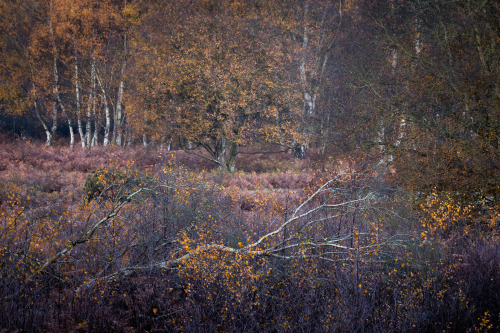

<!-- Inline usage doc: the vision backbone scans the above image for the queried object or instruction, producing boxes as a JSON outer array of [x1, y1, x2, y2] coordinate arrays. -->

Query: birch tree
[[362, 0, 499, 201], [67, 0, 131, 148], [264, 0, 356, 159], [27, 0, 64, 146], [24, 0, 133, 148]]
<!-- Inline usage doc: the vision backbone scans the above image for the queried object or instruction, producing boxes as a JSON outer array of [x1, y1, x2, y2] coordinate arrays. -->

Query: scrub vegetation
[[0, 139, 498, 332]]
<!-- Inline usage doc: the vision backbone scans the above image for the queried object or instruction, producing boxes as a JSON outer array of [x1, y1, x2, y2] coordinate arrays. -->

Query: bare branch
[[26, 188, 145, 282]]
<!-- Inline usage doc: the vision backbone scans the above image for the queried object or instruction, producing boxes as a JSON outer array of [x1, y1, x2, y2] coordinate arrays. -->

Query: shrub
[[83, 167, 152, 202]]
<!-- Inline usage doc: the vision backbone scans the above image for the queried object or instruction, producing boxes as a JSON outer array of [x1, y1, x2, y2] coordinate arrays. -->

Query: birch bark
[[96, 70, 111, 146], [294, 0, 337, 159], [49, 7, 74, 148], [74, 49, 85, 148], [114, 33, 127, 147]]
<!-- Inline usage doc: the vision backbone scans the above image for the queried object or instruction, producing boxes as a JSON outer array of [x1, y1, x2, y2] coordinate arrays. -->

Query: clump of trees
[[1, 0, 496, 178]]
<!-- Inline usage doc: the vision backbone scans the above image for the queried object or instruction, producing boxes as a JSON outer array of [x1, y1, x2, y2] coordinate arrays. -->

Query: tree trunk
[[86, 93, 92, 148], [53, 57, 74, 149], [294, 143, 307, 160], [214, 137, 227, 171], [77, 104, 85, 147], [74, 52, 85, 148], [68, 118, 75, 148], [86, 58, 96, 148], [91, 61, 98, 147], [51, 101, 58, 140], [395, 117, 406, 148], [115, 78, 124, 146], [49, 11, 70, 147], [377, 122, 390, 166], [61, 101, 74, 149], [47, 7, 57, 145], [30, 65, 55, 146], [214, 138, 239, 173], [103, 93, 110, 146], [297, 0, 312, 160], [74, 43, 85, 147], [111, 105, 117, 145], [295, 0, 330, 160], [180, 137, 239, 172], [91, 113, 99, 147], [44, 129, 53, 146], [34, 99, 54, 146], [114, 32, 127, 146], [96, 67, 111, 146], [226, 141, 239, 173]]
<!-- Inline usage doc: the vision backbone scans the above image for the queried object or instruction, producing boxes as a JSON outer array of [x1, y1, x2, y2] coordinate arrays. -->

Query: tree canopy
[[0, 0, 498, 198]]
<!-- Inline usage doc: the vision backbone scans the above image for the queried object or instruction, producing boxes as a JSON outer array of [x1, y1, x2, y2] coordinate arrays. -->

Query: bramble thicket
[[0, 0, 499, 331]]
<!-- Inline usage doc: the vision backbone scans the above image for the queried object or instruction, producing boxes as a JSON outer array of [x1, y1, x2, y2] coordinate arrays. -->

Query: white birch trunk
[[60, 99, 74, 149], [299, 0, 311, 118], [294, 0, 311, 159], [92, 109, 99, 147], [91, 64, 98, 147], [114, 32, 127, 146], [86, 94, 92, 148], [30, 66, 54, 146], [103, 94, 110, 146], [52, 53, 74, 149], [86, 58, 96, 148], [95, 69, 111, 146], [53, 56, 74, 148], [115, 74, 125, 146], [214, 137, 227, 171], [45, 127, 53, 146], [294, 0, 331, 159], [395, 118, 406, 147], [394, 24, 420, 155], [48, 2, 57, 145], [74, 47, 85, 148], [34, 99, 54, 146], [51, 101, 58, 139]]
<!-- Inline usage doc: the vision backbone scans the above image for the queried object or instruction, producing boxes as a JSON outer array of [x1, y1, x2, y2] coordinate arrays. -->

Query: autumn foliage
[[0, 0, 499, 331], [0, 140, 498, 331]]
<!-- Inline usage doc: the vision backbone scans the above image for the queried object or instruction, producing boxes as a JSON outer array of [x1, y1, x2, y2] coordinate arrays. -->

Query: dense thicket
[[0, 142, 498, 331]]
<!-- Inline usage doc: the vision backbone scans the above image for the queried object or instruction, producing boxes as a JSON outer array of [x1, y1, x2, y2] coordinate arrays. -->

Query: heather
[[0, 141, 498, 332]]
